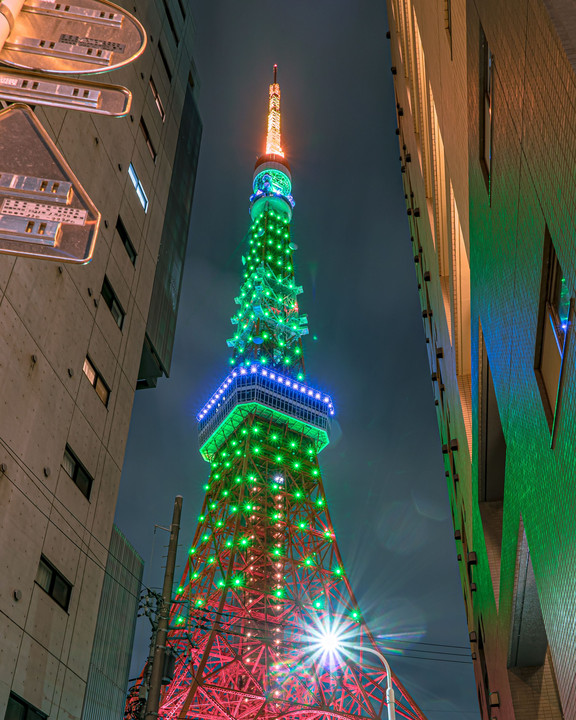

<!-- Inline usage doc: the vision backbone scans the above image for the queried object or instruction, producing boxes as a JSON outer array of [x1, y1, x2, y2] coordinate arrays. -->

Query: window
[[158, 42, 172, 83], [35, 556, 72, 610], [480, 27, 493, 191], [479, 331, 505, 605], [116, 215, 137, 265], [5, 694, 47, 720], [149, 76, 165, 122], [101, 276, 125, 329], [536, 231, 571, 428], [83, 356, 110, 406], [128, 162, 149, 212], [161, 0, 179, 46], [444, 0, 452, 51], [62, 445, 93, 499], [139, 117, 157, 162]]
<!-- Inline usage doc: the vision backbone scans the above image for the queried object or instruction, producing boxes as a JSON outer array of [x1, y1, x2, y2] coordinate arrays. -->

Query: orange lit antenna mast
[[266, 64, 284, 157]]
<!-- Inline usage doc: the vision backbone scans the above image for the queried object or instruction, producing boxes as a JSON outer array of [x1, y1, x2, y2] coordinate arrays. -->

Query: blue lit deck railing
[[197, 365, 334, 453]]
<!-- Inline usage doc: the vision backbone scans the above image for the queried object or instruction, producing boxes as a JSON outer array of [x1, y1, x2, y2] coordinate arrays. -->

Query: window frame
[[149, 76, 166, 122], [62, 445, 93, 500], [6, 693, 47, 720], [535, 229, 573, 437], [116, 215, 137, 265], [479, 26, 493, 194], [158, 42, 172, 83], [139, 116, 157, 162], [128, 162, 149, 212], [101, 275, 125, 330], [82, 356, 110, 407], [161, 0, 179, 46], [35, 555, 72, 611]]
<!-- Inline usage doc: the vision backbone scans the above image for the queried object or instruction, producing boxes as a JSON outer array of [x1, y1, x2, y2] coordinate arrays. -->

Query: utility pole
[[144, 495, 183, 720]]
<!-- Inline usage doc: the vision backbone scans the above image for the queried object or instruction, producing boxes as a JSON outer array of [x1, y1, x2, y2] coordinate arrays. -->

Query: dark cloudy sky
[[116, 2, 481, 718]]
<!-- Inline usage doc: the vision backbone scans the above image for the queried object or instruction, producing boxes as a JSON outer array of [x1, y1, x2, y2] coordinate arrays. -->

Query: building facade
[[387, 0, 576, 718], [82, 526, 143, 720], [0, 1, 201, 718]]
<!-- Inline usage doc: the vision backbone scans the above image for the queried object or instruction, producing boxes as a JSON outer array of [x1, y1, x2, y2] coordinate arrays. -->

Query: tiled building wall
[[387, 0, 576, 718], [0, 2, 199, 719]]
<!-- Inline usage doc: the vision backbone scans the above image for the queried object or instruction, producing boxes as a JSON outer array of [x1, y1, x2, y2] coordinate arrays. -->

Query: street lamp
[[318, 630, 396, 720]]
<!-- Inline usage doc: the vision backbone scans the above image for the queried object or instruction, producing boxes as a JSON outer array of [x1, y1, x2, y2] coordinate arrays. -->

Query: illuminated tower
[[131, 67, 426, 720]]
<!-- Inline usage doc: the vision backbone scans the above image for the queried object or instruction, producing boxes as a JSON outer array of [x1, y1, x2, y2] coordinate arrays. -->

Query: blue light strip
[[197, 364, 335, 421]]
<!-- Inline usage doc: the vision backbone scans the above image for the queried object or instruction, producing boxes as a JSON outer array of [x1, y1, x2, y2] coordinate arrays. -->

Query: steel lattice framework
[[127, 68, 426, 720]]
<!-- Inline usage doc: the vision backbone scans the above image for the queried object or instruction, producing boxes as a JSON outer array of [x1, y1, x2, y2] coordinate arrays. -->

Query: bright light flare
[[301, 614, 359, 671]]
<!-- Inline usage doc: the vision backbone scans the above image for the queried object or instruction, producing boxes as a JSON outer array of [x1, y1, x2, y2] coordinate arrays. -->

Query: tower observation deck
[[127, 67, 426, 720]]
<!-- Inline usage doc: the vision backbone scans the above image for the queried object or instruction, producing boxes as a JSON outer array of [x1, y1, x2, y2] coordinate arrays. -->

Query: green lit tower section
[[227, 65, 307, 379], [129, 66, 426, 720]]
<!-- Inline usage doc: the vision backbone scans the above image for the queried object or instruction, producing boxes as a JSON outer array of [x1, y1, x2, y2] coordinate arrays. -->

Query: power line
[[378, 638, 471, 651], [380, 646, 470, 658]]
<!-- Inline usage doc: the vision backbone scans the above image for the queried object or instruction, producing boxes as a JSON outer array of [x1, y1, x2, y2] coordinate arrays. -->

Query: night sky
[[115, 2, 481, 718]]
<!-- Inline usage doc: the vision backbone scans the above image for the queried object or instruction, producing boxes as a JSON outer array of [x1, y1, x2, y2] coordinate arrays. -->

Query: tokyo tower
[[132, 67, 426, 720]]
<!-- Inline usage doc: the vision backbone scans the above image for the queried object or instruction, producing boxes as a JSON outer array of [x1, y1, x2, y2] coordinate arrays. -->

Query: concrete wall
[[0, 1, 199, 718], [387, 0, 576, 717]]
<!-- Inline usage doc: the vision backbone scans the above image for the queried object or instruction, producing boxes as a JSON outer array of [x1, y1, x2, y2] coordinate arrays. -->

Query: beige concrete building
[[0, 1, 201, 718], [387, 0, 576, 718]]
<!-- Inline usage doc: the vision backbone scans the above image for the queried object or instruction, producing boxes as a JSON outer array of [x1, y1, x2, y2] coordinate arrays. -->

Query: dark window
[[139, 116, 157, 162], [479, 26, 493, 192], [83, 356, 110, 406], [149, 76, 166, 122], [536, 229, 571, 428], [161, 0, 179, 46], [101, 276, 125, 329], [478, 333, 505, 601], [444, 0, 452, 55], [62, 445, 93, 499], [35, 556, 72, 610], [5, 694, 47, 720], [116, 215, 137, 265], [479, 342, 506, 503], [158, 42, 172, 83]]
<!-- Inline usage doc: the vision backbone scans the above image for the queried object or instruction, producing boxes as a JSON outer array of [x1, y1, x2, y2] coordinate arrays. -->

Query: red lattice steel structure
[[127, 68, 426, 720]]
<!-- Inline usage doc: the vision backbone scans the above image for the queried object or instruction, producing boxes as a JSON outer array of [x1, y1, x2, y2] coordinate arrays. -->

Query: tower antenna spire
[[266, 64, 283, 157]]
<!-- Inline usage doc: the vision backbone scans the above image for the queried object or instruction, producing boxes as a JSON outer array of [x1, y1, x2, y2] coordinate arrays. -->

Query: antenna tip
[[273, 64, 278, 83]]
